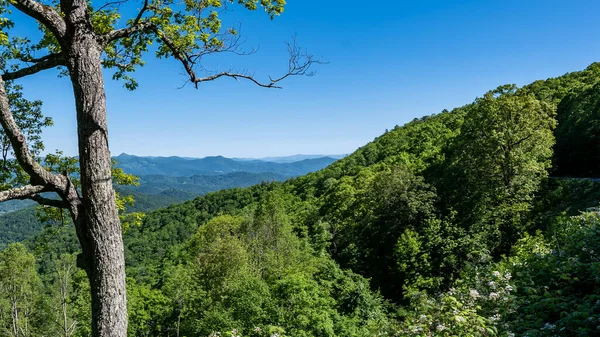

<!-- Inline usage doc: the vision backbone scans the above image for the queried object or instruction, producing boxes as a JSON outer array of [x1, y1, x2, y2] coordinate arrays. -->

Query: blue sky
[[12, 0, 600, 157]]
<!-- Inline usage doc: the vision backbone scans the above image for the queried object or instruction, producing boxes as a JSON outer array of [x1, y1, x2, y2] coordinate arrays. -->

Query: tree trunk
[[64, 20, 128, 337], [11, 297, 18, 337]]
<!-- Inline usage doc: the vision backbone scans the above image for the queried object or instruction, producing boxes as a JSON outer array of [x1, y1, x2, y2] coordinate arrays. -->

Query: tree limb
[[0, 185, 45, 202], [17, 53, 56, 63], [132, 0, 150, 26], [99, 22, 153, 47], [0, 77, 74, 198], [93, 0, 129, 13], [155, 28, 325, 89], [2, 53, 66, 81], [98, 0, 151, 47], [191, 72, 287, 88], [10, 0, 66, 40], [31, 194, 69, 208]]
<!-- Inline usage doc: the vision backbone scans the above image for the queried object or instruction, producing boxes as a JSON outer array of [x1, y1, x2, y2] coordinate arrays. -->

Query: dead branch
[[155, 29, 325, 89]]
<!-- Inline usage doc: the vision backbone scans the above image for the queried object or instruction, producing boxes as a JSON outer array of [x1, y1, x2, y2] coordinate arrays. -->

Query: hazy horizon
[[115, 152, 347, 161]]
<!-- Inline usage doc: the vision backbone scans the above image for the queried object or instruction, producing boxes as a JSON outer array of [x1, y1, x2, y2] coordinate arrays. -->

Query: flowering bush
[[394, 258, 517, 337], [391, 212, 600, 337], [501, 212, 600, 336], [208, 325, 287, 337]]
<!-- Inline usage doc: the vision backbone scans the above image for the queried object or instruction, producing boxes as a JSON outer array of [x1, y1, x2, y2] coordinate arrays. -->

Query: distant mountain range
[[3, 154, 340, 215], [114, 153, 340, 177], [233, 154, 347, 163], [0, 153, 341, 245], [112, 154, 341, 210], [0, 199, 34, 215], [119, 171, 290, 211]]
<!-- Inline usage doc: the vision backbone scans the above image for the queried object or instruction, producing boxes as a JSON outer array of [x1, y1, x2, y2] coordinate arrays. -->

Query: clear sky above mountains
[[15, 0, 600, 157]]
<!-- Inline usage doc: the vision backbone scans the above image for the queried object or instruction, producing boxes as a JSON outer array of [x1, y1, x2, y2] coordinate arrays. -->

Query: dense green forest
[[2, 63, 600, 336]]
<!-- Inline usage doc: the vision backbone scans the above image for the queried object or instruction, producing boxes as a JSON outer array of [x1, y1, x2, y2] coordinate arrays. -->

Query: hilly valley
[[3, 63, 600, 336], [6, 1, 600, 336], [0, 155, 339, 248]]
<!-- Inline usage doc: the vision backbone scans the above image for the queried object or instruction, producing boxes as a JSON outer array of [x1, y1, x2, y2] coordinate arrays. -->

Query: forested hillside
[[2, 63, 600, 336], [0, 161, 333, 249]]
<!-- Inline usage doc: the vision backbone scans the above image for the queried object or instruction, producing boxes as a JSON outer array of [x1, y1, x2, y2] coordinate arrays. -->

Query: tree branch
[[99, 22, 153, 47], [93, 0, 129, 13], [17, 53, 56, 63], [31, 194, 69, 208], [155, 29, 324, 89], [191, 72, 287, 88], [132, 0, 150, 25], [2, 53, 66, 81], [0, 77, 74, 197], [0, 187, 69, 208], [10, 0, 66, 39], [0, 185, 45, 202], [98, 0, 151, 47]]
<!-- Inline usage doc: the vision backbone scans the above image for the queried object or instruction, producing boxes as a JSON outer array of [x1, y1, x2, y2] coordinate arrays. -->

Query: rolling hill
[[114, 153, 338, 176], [0, 155, 340, 248]]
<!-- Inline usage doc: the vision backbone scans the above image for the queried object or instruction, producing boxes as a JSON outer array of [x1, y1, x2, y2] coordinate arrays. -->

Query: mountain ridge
[[114, 153, 339, 177]]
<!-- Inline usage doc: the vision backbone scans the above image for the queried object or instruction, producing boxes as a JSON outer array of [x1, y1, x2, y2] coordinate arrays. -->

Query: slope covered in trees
[[0, 163, 334, 248], [2, 63, 600, 336]]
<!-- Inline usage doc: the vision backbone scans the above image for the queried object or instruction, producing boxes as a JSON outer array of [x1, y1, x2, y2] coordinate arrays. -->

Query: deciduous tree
[[0, 243, 42, 337], [449, 85, 556, 254]]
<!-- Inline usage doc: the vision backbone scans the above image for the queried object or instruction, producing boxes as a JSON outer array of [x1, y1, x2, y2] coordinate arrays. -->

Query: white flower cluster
[[489, 314, 501, 322], [207, 327, 282, 337], [401, 269, 517, 336]]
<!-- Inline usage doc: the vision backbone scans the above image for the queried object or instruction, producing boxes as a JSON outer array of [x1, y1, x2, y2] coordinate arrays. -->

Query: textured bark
[[64, 4, 127, 336], [0, 0, 127, 335], [0, 184, 45, 202]]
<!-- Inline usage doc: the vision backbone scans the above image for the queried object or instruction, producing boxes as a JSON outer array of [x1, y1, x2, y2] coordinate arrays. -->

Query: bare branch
[[31, 194, 69, 208], [10, 0, 66, 39], [186, 24, 257, 63], [2, 53, 66, 81], [191, 72, 287, 88], [0, 185, 45, 202], [93, 0, 129, 13], [132, 0, 150, 25], [155, 28, 324, 89]]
